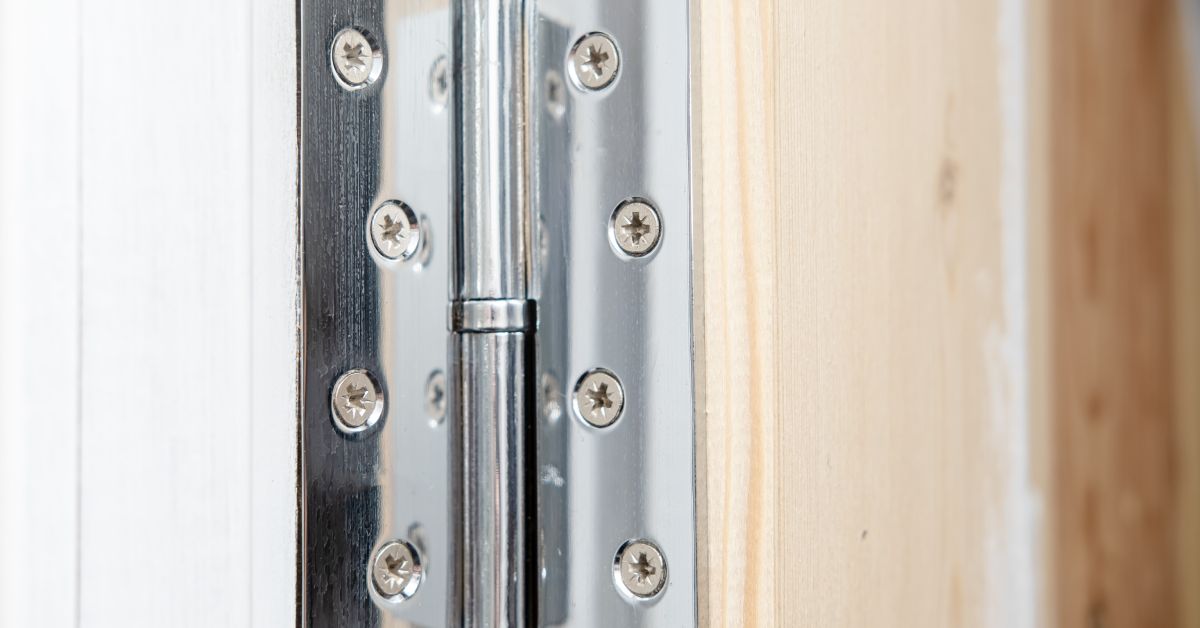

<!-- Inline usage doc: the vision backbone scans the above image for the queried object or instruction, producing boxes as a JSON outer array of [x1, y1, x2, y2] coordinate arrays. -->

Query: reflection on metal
[[532, 0, 697, 623], [450, 0, 536, 625], [300, 0, 452, 625], [301, 0, 695, 624]]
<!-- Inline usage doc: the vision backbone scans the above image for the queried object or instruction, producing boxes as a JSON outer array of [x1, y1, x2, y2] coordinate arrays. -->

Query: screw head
[[614, 539, 668, 600], [330, 369, 385, 433], [370, 539, 423, 601], [369, 200, 422, 262], [611, 199, 662, 257], [425, 369, 446, 424], [572, 368, 624, 428], [430, 55, 450, 111], [330, 28, 383, 90], [568, 32, 619, 91]]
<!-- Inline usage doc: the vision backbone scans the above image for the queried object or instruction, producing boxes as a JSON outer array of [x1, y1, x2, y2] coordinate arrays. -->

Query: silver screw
[[611, 199, 662, 257], [569, 32, 619, 91], [330, 369, 385, 433], [370, 539, 423, 601], [330, 28, 383, 90], [369, 201, 422, 262], [430, 55, 450, 110], [614, 539, 668, 600], [425, 369, 446, 424], [572, 368, 624, 428]]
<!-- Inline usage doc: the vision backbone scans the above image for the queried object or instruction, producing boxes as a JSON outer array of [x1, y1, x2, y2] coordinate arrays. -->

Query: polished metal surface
[[452, 0, 536, 624], [430, 55, 451, 112], [304, 0, 694, 623], [425, 369, 447, 424], [453, 0, 531, 301], [371, 539, 425, 600], [613, 539, 668, 600], [451, 332, 534, 627], [301, 0, 452, 625], [330, 369, 386, 433], [533, 0, 697, 624], [572, 368, 624, 428], [450, 298, 534, 333], [567, 32, 619, 91], [331, 27, 383, 90], [369, 200, 423, 262], [610, 199, 662, 258]]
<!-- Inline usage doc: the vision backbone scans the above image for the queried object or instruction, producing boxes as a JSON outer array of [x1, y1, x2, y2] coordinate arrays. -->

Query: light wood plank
[[697, 0, 1049, 624], [0, 1, 81, 626]]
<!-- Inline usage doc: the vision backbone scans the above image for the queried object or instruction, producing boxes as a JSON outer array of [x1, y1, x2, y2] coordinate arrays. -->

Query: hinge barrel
[[451, 0, 535, 627], [452, 0, 531, 301]]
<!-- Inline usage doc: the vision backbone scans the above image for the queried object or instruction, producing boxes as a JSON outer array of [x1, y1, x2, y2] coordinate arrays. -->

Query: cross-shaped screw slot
[[615, 539, 667, 599], [370, 201, 422, 262], [569, 32, 619, 90], [371, 540, 423, 600], [330, 28, 380, 90], [330, 369, 384, 432], [626, 551, 657, 585], [612, 200, 662, 257], [340, 41, 368, 72], [573, 369, 624, 428], [340, 382, 373, 419], [580, 45, 610, 80]]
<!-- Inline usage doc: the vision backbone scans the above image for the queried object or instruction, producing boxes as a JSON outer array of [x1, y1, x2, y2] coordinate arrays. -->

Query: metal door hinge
[[299, 1, 696, 625]]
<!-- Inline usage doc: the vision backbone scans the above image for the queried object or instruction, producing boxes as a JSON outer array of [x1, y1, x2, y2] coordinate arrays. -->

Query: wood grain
[[1049, 1, 1187, 626], [697, 0, 1049, 624], [696, 0, 1200, 626]]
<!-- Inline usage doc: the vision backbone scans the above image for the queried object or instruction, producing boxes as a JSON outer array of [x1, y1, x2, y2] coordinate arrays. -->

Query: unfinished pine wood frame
[[696, 0, 1200, 625]]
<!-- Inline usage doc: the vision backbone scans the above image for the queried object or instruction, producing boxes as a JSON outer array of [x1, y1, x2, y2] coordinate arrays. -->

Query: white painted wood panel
[[1, 0, 298, 625], [0, 1, 81, 627]]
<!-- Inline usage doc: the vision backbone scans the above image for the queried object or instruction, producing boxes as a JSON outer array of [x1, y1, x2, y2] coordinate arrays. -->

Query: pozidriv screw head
[[572, 368, 624, 428], [369, 201, 422, 262], [569, 32, 619, 91], [614, 539, 667, 599], [330, 369, 384, 433], [331, 28, 382, 90], [371, 539, 423, 601], [611, 199, 662, 257]]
